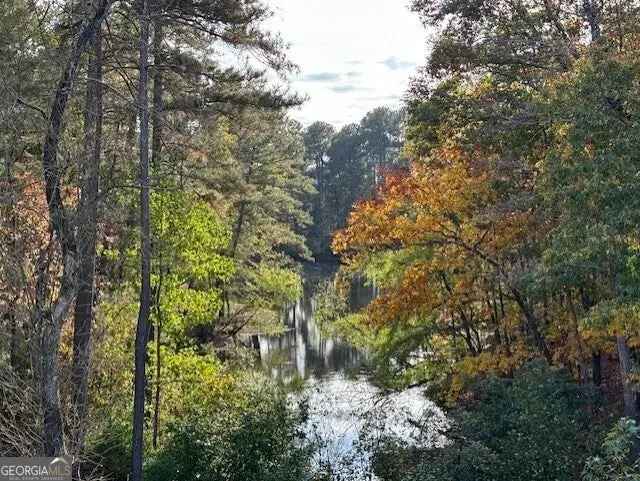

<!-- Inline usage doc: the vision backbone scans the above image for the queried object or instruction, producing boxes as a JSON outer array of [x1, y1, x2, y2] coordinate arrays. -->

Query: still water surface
[[252, 265, 444, 479]]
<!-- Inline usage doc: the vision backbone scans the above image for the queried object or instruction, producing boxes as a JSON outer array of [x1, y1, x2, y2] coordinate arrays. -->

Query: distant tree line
[[303, 106, 406, 260]]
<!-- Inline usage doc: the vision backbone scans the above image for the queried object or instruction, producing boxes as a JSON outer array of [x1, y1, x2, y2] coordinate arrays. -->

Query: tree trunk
[[152, 312, 161, 449], [616, 335, 638, 419], [150, 15, 164, 450], [593, 352, 602, 386], [511, 288, 553, 364], [131, 0, 151, 479], [37, 0, 112, 457], [230, 201, 247, 257], [151, 19, 164, 170], [71, 26, 103, 464], [42, 0, 111, 255], [583, 0, 601, 42], [39, 310, 64, 456]]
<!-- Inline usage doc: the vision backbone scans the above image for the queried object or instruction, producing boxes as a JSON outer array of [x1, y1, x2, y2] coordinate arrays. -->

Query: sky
[[266, 0, 427, 127]]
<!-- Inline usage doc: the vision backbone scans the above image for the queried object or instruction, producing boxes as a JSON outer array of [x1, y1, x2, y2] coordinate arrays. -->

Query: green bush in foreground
[[583, 418, 640, 481], [373, 361, 601, 481], [145, 383, 312, 481]]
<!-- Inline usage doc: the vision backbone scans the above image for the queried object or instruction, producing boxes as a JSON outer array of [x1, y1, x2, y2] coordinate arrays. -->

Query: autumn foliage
[[332, 49, 640, 406]]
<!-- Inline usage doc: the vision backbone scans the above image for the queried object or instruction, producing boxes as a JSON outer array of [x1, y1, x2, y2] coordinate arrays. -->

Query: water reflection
[[251, 265, 444, 479], [256, 289, 365, 381]]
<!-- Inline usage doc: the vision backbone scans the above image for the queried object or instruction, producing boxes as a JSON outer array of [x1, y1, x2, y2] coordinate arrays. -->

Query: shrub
[[146, 383, 312, 481], [582, 418, 640, 481], [372, 361, 600, 481]]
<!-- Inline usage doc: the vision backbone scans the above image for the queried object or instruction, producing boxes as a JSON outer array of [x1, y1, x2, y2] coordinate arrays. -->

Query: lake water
[[251, 264, 445, 479]]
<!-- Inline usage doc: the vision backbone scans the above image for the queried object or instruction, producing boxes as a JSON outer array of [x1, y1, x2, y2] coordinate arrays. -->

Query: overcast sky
[[267, 0, 427, 127]]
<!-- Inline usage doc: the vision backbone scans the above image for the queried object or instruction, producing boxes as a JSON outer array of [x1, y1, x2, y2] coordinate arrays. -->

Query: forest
[[2, 0, 640, 480]]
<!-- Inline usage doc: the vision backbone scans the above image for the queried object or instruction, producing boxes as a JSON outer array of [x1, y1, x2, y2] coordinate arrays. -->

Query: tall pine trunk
[[71, 26, 103, 463], [38, 0, 112, 456], [131, 0, 151, 479], [151, 20, 164, 170], [150, 18, 164, 448]]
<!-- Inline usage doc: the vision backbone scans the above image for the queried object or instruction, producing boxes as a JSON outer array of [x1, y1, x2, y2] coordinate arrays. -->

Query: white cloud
[[267, 0, 426, 127], [330, 84, 371, 94], [302, 72, 342, 82], [380, 56, 417, 71]]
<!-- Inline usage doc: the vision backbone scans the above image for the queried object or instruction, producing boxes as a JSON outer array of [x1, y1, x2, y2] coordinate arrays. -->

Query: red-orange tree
[[333, 139, 555, 400]]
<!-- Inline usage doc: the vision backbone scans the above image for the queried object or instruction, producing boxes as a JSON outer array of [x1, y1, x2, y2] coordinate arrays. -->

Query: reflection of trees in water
[[257, 295, 364, 381], [249, 269, 443, 480]]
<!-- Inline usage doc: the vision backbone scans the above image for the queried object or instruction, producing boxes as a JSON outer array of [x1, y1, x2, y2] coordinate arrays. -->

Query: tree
[[124, 0, 302, 475], [131, 0, 152, 478], [408, 0, 640, 80], [304, 108, 404, 260], [201, 111, 312, 335], [359, 107, 405, 185], [37, 0, 113, 456], [70, 21, 103, 461], [538, 49, 640, 418], [1, 0, 312, 474], [330, 0, 640, 418]]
